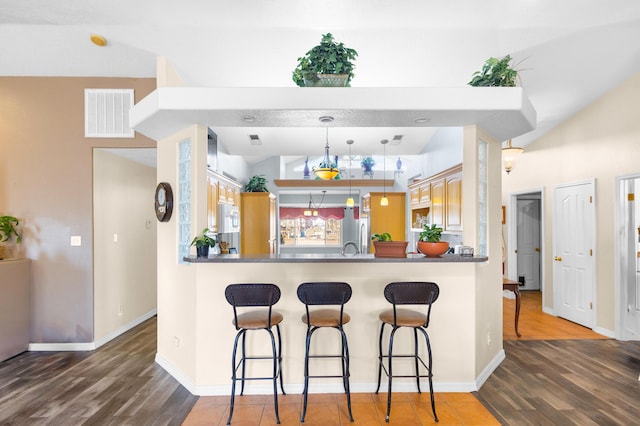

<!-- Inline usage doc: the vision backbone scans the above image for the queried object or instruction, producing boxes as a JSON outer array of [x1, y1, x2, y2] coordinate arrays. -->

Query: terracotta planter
[[373, 241, 408, 258], [417, 241, 449, 257]]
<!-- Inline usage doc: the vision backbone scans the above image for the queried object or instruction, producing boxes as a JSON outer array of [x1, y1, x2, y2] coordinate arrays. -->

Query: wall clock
[[155, 182, 173, 222]]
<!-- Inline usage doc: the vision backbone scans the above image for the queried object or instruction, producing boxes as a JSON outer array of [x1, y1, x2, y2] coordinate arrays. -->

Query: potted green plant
[[468, 55, 521, 87], [292, 33, 358, 87], [244, 175, 268, 192], [371, 232, 408, 258], [0, 215, 21, 260], [417, 224, 449, 257], [191, 228, 216, 258]]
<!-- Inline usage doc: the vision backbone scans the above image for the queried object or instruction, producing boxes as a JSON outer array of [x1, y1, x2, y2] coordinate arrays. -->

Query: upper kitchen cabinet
[[207, 170, 242, 233], [240, 192, 277, 255], [409, 164, 462, 233]]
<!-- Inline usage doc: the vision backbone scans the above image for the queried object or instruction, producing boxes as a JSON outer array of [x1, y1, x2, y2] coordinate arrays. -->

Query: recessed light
[[319, 116, 334, 123], [241, 115, 256, 123], [90, 34, 107, 47], [414, 117, 430, 124]]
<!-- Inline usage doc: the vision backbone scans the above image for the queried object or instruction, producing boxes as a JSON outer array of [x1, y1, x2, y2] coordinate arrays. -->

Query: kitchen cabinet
[[207, 170, 242, 233], [363, 192, 406, 253], [240, 192, 277, 255], [0, 259, 30, 362], [445, 170, 463, 231], [409, 164, 462, 232]]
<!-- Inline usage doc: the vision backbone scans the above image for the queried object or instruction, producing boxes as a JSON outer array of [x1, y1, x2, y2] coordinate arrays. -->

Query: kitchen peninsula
[[130, 82, 536, 396]]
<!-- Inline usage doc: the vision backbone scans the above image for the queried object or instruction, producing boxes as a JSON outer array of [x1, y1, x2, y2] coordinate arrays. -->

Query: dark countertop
[[183, 253, 488, 263]]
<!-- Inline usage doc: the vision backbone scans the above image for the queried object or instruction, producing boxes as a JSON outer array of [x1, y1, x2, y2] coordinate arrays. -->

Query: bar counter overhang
[[132, 84, 536, 397]]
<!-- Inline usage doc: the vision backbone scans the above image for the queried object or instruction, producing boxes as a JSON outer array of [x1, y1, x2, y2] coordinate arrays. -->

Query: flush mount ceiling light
[[502, 139, 524, 174], [90, 34, 107, 47], [313, 128, 339, 180]]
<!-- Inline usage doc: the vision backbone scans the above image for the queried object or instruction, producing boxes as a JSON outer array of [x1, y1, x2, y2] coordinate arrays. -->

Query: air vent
[[390, 135, 403, 145], [84, 89, 134, 138], [249, 134, 262, 146]]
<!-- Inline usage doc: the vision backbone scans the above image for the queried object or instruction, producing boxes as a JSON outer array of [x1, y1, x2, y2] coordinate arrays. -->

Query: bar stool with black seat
[[375, 281, 440, 423], [225, 283, 285, 425], [297, 281, 354, 423]]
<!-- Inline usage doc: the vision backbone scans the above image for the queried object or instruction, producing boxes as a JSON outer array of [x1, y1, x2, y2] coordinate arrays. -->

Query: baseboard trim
[[28, 309, 157, 352], [155, 353, 199, 395], [475, 349, 506, 391], [94, 309, 157, 349], [593, 326, 615, 338]]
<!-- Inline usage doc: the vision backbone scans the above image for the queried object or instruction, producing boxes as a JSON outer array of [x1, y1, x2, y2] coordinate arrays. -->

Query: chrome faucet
[[341, 241, 359, 256]]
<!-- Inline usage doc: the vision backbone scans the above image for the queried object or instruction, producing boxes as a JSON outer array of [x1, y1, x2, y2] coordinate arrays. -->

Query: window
[[280, 217, 341, 246]]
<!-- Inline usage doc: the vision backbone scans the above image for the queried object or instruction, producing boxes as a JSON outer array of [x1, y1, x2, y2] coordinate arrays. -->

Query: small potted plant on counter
[[371, 232, 408, 258], [191, 228, 216, 258], [0, 215, 21, 260], [417, 224, 449, 257]]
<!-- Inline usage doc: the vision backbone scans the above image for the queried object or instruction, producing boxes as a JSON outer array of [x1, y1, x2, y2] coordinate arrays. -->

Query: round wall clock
[[155, 182, 173, 222]]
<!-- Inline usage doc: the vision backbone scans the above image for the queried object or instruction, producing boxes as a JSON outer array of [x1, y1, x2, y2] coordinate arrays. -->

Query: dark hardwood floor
[[2, 293, 639, 425], [0, 317, 197, 425]]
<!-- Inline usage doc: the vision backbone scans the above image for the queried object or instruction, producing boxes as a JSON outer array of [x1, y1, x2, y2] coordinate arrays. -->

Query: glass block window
[[178, 139, 192, 263], [478, 140, 488, 256]]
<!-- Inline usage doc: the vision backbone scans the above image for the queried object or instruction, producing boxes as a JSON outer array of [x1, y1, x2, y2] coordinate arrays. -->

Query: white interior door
[[553, 181, 595, 328], [516, 198, 541, 290]]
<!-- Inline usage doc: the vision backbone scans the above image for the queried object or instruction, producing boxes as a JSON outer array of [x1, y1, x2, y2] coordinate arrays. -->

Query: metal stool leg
[[340, 326, 354, 422], [267, 328, 281, 424], [385, 327, 398, 423], [414, 328, 422, 393], [276, 324, 286, 395], [227, 330, 244, 425], [419, 327, 438, 422], [375, 322, 386, 393], [301, 326, 315, 423], [240, 331, 247, 395]]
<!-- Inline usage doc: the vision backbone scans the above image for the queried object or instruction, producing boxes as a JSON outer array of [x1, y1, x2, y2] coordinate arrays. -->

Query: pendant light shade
[[502, 139, 524, 174], [380, 139, 389, 206], [314, 128, 339, 180], [346, 139, 354, 207]]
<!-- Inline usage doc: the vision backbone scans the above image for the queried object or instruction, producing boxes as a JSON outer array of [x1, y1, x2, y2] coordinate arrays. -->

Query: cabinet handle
[[554, 256, 562, 261]]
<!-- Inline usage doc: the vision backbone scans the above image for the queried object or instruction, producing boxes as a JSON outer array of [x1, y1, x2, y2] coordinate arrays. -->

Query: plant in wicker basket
[[292, 33, 358, 87]]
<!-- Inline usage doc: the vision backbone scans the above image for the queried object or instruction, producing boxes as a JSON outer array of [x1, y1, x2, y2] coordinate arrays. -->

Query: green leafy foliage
[[419, 224, 443, 243], [371, 232, 392, 242], [191, 228, 216, 248], [244, 175, 268, 192], [292, 33, 358, 87], [468, 55, 519, 87], [0, 215, 21, 243]]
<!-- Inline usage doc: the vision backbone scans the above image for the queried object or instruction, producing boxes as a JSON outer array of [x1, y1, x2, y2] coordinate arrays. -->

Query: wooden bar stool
[[375, 281, 440, 423], [225, 283, 285, 425], [297, 282, 354, 423]]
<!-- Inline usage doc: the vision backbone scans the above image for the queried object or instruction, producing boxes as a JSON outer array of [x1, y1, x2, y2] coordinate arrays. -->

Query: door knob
[[535, 247, 540, 252], [554, 256, 562, 261]]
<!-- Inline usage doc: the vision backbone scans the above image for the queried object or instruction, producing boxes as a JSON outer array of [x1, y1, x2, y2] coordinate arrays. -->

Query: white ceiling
[[2, 0, 640, 161]]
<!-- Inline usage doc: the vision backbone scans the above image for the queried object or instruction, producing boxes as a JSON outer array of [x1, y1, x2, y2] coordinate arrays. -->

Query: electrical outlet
[[174, 336, 181, 348], [487, 331, 492, 346]]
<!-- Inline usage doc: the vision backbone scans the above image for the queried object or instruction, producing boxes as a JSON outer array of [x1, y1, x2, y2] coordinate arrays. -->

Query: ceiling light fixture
[[380, 139, 389, 206], [90, 34, 107, 47], [502, 139, 524, 174], [313, 128, 339, 180], [303, 190, 326, 217], [346, 140, 355, 207]]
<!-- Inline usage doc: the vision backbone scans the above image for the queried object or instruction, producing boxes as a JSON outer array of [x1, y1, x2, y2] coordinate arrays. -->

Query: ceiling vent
[[249, 134, 262, 145], [84, 89, 134, 138], [390, 134, 404, 145]]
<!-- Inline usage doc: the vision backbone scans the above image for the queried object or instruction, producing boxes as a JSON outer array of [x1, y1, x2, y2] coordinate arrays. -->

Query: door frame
[[552, 179, 596, 327], [615, 173, 640, 340], [507, 187, 546, 306]]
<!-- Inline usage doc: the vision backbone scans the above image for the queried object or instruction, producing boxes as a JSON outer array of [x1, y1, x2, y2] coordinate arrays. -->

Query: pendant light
[[313, 127, 339, 180], [346, 140, 355, 207], [502, 139, 524, 174], [380, 139, 389, 206]]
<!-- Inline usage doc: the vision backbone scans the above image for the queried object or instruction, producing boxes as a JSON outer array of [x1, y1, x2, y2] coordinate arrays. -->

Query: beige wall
[[502, 71, 640, 333], [0, 77, 156, 343], [93, 149, 157, 343]]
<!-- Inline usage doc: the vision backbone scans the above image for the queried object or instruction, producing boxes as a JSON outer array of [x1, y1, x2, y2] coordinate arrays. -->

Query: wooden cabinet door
[[409, 183, 420, 206], [419, 181, 431, 205], [362, 194, 371, 212], [445, 171, 463, 231], [430, 178, 445, 227], [207, 177, 218, 232]]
